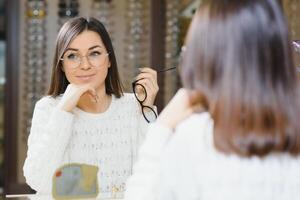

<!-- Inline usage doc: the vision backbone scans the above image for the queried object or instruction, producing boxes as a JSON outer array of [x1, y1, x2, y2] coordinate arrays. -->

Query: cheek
[[63, 69, 77, 83], [91, 68, 109, 87]]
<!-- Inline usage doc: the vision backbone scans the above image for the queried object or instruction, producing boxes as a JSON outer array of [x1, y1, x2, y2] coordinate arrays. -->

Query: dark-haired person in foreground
[[125, 0, 300, 199]]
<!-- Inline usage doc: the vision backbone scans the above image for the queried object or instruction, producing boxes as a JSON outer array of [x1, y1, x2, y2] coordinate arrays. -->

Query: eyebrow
[[65, 45, 104, 52]]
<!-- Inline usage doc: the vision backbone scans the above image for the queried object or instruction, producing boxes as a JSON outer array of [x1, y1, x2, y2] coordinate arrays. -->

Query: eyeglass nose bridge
[[78, 55, 93, 68]]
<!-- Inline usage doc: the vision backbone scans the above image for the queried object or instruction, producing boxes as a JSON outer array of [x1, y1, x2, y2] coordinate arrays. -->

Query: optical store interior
[[0, 0, 300, 199]]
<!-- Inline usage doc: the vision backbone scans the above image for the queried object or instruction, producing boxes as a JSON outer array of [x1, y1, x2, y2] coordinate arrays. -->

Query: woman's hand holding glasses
[[132, 66, 177, 123], [132, 67, 159, 123], [134, 67, 159, 107]]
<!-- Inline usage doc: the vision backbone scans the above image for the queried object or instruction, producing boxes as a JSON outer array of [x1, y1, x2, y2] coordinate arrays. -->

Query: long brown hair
[[182, 0, 300, 157], [48, 17, 123, 98]]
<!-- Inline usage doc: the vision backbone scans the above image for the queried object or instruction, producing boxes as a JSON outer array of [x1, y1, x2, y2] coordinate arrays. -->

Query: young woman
[[23, 17, 158, 197], [124, 0, 300, 199]]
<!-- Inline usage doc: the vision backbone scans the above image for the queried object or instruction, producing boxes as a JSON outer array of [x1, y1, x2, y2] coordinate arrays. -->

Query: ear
[[108, 61, 111, 68]]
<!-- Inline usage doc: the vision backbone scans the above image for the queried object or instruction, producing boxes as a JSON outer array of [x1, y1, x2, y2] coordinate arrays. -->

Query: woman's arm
[[23, 97, 75, 194]]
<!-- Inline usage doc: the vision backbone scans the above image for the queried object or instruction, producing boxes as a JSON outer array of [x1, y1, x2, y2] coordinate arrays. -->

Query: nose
[[80, 56, 91, 70]]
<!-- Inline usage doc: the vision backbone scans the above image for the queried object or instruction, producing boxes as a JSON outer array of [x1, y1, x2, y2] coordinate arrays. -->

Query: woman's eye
[[67, 53, 78, 60], [90, 51, 101, 57]]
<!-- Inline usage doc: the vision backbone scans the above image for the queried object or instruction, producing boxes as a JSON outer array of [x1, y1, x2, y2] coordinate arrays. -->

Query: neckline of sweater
[[73, 95, 116, 118]]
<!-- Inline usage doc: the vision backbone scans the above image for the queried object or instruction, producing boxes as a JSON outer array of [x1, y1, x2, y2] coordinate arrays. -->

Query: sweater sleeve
[[23, 97, 75, 194], [124, 122, 172, 200]]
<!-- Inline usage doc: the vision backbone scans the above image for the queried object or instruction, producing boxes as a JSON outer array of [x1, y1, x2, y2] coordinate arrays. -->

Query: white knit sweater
[[23, 93, 148, 198], [125, 112, 300, 200]]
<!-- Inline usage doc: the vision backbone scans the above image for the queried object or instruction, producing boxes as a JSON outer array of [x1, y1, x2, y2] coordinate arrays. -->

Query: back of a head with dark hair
[[181, 0, 300, 157], [48, 17, 123, 98]]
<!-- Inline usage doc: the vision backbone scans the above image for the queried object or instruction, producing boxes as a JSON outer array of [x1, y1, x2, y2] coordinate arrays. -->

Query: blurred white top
[[125, 112, 300, 200]]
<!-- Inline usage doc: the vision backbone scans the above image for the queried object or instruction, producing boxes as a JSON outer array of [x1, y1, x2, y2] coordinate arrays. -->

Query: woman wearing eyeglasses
[[23, 17, 158, 197], [124, 0, 300, 199]]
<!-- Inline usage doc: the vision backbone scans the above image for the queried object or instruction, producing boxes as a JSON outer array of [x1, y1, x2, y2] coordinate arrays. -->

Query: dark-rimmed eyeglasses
[[132, 66, 177, 123]]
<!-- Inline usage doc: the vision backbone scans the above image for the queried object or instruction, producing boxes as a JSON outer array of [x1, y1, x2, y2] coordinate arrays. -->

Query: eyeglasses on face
[[60, 50, 109, 69], [132, 66, 177, 123]]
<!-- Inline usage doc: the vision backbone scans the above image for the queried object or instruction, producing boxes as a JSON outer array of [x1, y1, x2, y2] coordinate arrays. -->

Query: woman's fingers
[[134, 67, 159, 107], [136, 79, 154, 94], [136, 67, 158, 86], [138, 67, 157, 77], [135, 79, 156, 106], [81, 85, 98, 103]]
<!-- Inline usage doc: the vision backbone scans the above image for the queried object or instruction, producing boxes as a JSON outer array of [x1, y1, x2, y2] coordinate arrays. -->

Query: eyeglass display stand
[[21, 0, 48, 144], [122, 0, 151, 92], [164, 0, 180, 105], [58, 0, 79, 28]]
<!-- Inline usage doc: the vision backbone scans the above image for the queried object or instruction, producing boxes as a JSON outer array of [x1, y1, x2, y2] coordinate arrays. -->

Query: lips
[[76, 74, 95, 81]]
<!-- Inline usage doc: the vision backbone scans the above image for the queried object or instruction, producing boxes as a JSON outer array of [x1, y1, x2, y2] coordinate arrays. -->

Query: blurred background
[[0, 0, 299, 196]]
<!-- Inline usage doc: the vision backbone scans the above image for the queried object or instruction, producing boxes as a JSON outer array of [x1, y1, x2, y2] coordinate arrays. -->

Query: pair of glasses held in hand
[[132, 67, 177, 123]]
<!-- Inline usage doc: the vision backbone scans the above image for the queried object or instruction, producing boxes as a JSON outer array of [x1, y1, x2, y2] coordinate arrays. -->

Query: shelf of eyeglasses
[[26, 0, 47, 19], [123, 41, 150, 49], [123, 44, 149, 53], [26, 19, 47, 28], [25, 49, 47, 56], [125, 9, 149, 18], [22, 86, 47, 95], [22, 75, 46, 82], [92, 0, 115, 10], [25, 58, 47, 65], [23, 72, 47, 81], [25, 28, 47, 39], [22, 84, 46, 93], [58, 0, 79, 18], [22, 73, 46, 81], [23, 64, 47, 73], [123, 56, 149, 65], [22, 85, 47, 94], [25, 46, 47, 53], [23, 61, 47, 69]]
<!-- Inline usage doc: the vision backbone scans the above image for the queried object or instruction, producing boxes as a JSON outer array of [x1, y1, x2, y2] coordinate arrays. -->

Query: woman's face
[[62, 30, 110, 90]]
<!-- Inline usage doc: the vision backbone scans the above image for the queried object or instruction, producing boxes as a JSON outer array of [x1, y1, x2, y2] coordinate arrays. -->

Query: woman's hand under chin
[[57, 83, 98, 112]]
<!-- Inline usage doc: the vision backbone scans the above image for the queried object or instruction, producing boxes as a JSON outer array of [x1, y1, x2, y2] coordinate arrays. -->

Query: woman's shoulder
[[175, 112, 214, 145], [35, 95, 62, 108], [164, 112, 214, 158]]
